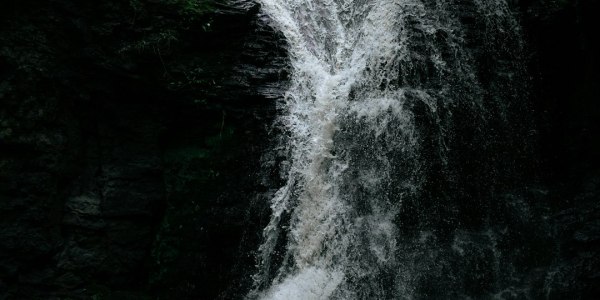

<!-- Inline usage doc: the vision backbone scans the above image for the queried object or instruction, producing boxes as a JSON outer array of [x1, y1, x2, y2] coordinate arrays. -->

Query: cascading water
[[249, 0, 531, 298]]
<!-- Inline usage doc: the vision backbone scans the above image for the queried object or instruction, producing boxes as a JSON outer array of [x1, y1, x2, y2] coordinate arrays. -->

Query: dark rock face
[[517, 0, 600, 297], [0, 0, 286, 298]]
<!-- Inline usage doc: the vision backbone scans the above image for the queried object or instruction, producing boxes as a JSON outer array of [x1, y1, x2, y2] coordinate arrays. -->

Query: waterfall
[[250, 0, 527, 298]]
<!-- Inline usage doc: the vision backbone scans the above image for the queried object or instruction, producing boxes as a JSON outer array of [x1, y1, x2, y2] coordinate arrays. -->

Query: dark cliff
[[0, 0, 286, 298], [521, 0, 600, 297], [0, 0, 598, 299]]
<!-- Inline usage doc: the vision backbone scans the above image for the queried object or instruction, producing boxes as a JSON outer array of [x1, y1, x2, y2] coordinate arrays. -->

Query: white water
[[250, 0, 523, 298]]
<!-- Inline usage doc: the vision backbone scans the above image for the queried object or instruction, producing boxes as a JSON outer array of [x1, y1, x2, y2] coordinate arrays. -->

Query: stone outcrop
[[0, 0, 286, 298]]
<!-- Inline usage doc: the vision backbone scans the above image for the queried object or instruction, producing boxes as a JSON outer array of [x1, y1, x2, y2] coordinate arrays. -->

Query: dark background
[[0, 0, 598, 299]]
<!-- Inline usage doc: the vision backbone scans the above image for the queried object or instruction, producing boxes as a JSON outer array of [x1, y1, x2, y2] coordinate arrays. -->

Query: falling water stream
[[249, 0, 529, 298]]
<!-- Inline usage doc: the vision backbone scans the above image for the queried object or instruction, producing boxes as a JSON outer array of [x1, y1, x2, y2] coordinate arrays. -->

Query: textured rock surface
[[0, 0, 286, 298], [519, 0, 600, 297]]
